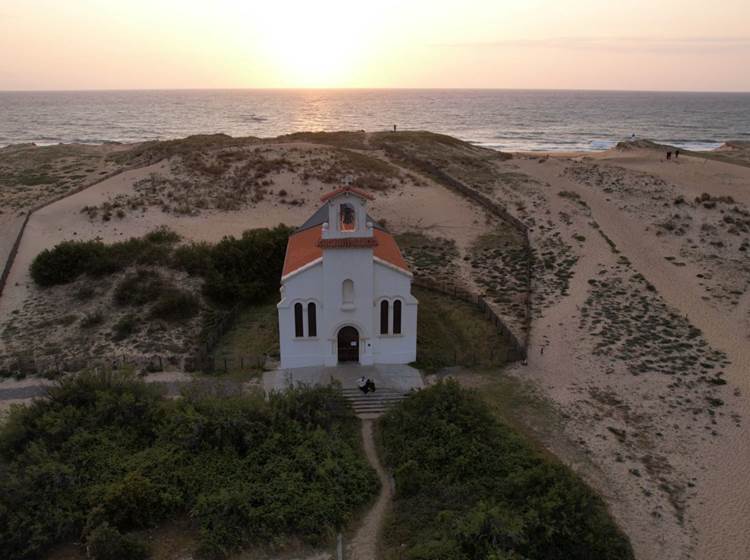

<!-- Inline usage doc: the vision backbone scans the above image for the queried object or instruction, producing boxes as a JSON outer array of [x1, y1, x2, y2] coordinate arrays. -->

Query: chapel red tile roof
[[318, 237, 378, 249], [320, 186, 375, 202], [282, 225, 410, 278]]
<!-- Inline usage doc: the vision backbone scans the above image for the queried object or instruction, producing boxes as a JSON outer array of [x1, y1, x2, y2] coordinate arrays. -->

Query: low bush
[[380, 381, 634, 560], [113, 269, 167, 306], [174, 225, 292, 304], [30, 227, 181, 287], [112, 314, 139, 340], [0, 372, 376, 560], [32, 226, 291, 309], [150, 289, 200, 321], [30, 240, 115, 286], [80, 310, 104, 328], [85, 523, 148, 560]]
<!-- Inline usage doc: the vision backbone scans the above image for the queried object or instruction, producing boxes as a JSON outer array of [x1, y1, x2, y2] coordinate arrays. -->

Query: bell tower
[[318, 184, 377, 366], [320, 183, 374, 241]]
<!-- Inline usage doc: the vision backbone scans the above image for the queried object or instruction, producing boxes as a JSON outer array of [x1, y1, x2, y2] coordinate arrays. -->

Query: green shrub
[[30, 240, 115, 286], [112, 314, 139, 341], [114, 269, 166, 306], [0, 373, 376, 560], [81, 310, 104, 328], [172, 241, 214, 275], [175, 226, 292, 304], [30, 228, 181, 287], [31, 226, 290, 309], [150, 289, 200, 321], [86, 523, 148, 560], [143, 226, 181, 245], [380, 381, 634, 560]]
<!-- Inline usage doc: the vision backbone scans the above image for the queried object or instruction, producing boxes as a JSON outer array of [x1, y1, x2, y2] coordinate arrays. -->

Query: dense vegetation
[[173, 226, 291, 304], [380, 381, 634, 560], [30, 225, 292, 305], [30, 227, 180, 286], [0, 372, 377, 560]]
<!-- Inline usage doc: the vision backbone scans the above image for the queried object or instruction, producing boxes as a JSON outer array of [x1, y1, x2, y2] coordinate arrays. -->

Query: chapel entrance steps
[[340, 387, 407, 418]]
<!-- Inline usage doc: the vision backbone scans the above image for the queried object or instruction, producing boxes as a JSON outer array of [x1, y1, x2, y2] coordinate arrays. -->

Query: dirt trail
[[347, 420, 391, 560]]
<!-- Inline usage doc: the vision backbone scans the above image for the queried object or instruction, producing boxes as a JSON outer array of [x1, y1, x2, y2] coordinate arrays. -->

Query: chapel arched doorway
[[337, 326, 359, 363]]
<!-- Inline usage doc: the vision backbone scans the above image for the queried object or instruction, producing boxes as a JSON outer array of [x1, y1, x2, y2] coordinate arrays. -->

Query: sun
[[253, 1, 370, 87]]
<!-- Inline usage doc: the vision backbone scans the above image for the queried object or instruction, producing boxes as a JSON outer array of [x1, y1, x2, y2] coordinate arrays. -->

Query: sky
[[1, 0, 749, 91]]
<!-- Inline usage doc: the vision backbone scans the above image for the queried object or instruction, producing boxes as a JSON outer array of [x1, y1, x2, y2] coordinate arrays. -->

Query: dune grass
[[413, 286, 510, 371], [208, 300, 279, 378]]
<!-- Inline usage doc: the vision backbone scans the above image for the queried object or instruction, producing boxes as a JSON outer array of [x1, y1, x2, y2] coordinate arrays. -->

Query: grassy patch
[[277, 131, 370, 150], [469, 226, 531, 326], [379, 381, 634, 560], [413, 287, 510, 371], [209, 301, 279, 375], [396, 232, 460, 283], [0, 372, 377, 560]]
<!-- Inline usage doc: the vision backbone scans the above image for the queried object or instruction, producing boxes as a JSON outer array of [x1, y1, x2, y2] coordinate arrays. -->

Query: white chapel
[[277, 186, 418, 369]]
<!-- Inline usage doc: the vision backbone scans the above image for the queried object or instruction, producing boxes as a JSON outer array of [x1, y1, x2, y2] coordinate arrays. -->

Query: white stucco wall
[[277, 261, 327, 369], [371, 260, 418, 364]]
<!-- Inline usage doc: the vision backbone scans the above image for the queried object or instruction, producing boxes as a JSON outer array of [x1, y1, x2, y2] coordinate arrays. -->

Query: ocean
[[1, 89, 749, 152]]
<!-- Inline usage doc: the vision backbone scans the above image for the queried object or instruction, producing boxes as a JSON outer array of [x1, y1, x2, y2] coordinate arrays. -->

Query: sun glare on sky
[[251, 1, 375, 87], [0, 0, 749, 91]]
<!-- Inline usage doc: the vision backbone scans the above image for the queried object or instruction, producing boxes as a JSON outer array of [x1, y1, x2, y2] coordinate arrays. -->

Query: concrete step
[[340, 387, 407, 417]]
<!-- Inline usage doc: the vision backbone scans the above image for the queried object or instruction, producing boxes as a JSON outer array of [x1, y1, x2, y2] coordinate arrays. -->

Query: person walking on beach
[[393, 124, 397, 132], [675, 149, 680, 159], [666, 151, 672, 160]]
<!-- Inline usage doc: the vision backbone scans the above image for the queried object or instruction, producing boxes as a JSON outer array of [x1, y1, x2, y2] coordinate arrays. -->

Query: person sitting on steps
[[357, 376, 377, 394], [358, 376, 369, 394]]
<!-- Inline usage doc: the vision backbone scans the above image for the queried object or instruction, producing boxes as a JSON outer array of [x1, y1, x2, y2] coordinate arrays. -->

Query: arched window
[[393, 299, 402, 334], [342, 279, 354, 304], [380, 300, 389, 335], [294, 303, 304, 337], [340, 203, 356, 232], [307, 302, 317, 337]]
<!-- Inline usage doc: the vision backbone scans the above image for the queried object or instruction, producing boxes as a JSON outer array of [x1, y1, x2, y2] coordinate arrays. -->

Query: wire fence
[[382, 143, 532, 357], [0, 163, 160, 299], [412, 277, 526, 362], [0, 352, 182, 379]]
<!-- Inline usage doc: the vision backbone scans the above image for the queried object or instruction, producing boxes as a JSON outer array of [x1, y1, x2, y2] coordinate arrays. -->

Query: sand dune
[[1, 135, 749, 559]]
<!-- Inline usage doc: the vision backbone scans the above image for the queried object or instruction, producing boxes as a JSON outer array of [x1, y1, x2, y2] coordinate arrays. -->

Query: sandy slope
[[0, 145, 487, 357], [498, 150, 750, 559]]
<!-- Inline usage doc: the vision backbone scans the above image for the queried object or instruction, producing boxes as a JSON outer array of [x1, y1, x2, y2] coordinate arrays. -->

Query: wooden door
[[337, 326, 359, 362]]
